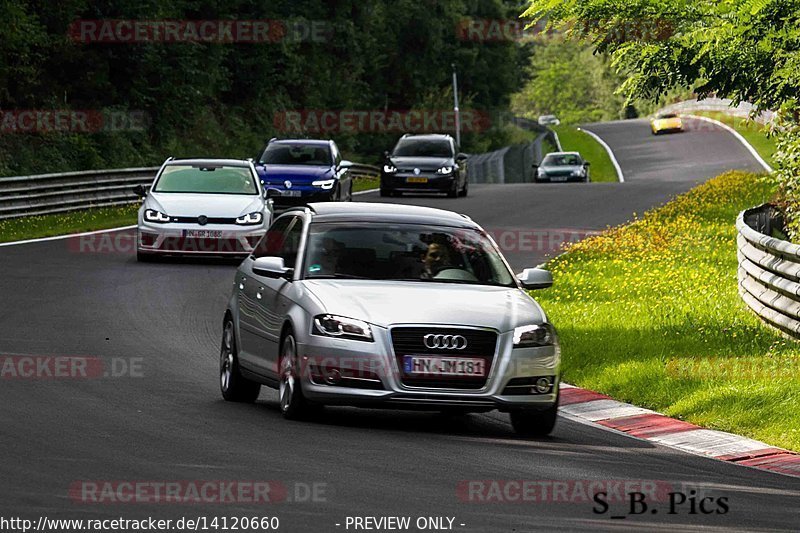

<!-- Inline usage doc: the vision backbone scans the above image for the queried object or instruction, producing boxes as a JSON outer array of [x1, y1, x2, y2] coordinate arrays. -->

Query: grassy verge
[[537, 170, 800, 451], [0, 177, 381, 244], [353, 176, 379, 193], [0, 204, 140, 244], [687, 111, 777, 166], [551, 125, 618, 182]]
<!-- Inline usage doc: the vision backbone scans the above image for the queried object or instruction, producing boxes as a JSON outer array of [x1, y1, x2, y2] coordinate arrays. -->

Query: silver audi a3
[[136, 158, 273, 261], [219, 203, 561, 436]]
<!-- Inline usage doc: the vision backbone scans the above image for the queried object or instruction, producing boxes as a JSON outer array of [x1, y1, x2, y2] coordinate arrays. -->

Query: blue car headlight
[[311, 178, 336, 190]]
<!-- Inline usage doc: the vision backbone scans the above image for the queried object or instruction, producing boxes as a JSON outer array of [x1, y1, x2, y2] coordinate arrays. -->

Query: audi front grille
[[390, 327, 498, 390]]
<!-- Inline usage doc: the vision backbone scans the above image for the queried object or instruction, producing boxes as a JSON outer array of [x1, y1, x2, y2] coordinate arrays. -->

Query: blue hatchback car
[[256, 139, 354, 206]]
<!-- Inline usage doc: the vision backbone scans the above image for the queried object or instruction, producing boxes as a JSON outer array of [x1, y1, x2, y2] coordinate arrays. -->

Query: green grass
[[688, 111, 777, 166], [352, 176, 379, 193], [551, 125, 618, 182], [537, 170, 800, 451], [0, 177, 381, 244], [0, 204, 140, 244]]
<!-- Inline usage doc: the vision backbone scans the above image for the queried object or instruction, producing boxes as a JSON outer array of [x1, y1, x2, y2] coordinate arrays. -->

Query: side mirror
[[133, 184, 147, 198], [517, 268, 553, 290], [456, 153, 468, 162], [583, 161, 591, 167], [383, 150, 390, 160], [252, 256, 293, 279], [531, 164, 539, 170], [339, 160, 353, 169]]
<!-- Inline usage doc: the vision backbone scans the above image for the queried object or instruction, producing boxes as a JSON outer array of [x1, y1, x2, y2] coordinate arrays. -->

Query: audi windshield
[[302, 223, 516, 287]]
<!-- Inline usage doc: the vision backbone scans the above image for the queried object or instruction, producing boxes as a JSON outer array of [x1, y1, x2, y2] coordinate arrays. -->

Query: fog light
[[324, 368, 341, 385], [533, 377, 552, 394]]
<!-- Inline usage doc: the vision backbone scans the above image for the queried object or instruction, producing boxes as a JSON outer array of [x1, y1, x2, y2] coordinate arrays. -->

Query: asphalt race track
[[2, 118, 798, 532]]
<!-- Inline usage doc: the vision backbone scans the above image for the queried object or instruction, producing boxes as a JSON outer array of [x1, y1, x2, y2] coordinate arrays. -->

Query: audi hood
[[299, 280, 546, 331]]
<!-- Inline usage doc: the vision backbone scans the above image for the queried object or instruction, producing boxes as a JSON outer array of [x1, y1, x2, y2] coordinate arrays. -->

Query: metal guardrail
[[467, 118, 558, 184], [657, 97, 774, 125], [347, 163, 380, 180], [0, 167, 160, 220], [0, 163, 381, 220], [737, 204, 800, 337]]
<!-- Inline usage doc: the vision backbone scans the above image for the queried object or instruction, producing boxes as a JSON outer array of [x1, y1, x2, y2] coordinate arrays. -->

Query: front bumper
[[381, 172, 456, 193], [537, 174, 585, 183], [264, 186, 335, 205], [296, 326, 560, 412], [137, 221, 266, 256]]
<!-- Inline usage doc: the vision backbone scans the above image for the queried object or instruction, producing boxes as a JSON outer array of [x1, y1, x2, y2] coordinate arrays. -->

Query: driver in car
[[421, 238, 456, 279]]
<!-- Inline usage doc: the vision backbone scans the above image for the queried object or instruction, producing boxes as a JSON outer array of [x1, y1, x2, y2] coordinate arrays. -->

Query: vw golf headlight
[[235, 212, 263, 225], [383, 164, 398, 173], [144, 209, 170, 223], [437, 166, 454, 175], [513, 323, 556, 348], [311, 178, 336, 190], [313, 314, 374, 342]]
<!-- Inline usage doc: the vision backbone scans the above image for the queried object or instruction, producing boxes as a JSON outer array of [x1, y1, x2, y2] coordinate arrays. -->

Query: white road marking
[[577, 127, 625, 183], [0, 225, 137, 248], [684, 114, 773, 173]]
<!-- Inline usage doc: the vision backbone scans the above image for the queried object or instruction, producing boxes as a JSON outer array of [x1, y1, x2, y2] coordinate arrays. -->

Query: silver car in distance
[[219, 203, 560, 436], [136, 158, 273, 261]]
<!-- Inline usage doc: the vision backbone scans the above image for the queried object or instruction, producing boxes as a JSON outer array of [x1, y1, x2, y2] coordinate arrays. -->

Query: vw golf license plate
[[406, 177, 428, 183], [403, 355, 486, 377], [281, 190, 302, 197], [183, 230, 223, 238]]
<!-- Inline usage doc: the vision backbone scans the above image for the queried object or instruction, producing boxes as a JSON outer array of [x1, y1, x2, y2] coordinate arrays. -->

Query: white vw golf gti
[[136, 158, 273, 261]]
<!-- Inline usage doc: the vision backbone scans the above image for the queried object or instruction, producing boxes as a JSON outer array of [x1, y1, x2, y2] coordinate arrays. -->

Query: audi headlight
[[311, 178, 336, 190], [235, 212, 263, 225], [383, 164, 398, 173], [313, 314, 374, 342], [144, 209, 170, 223], [571, 170, 584, 177], [537, 168, 546, 177], [513, 323, 556, 348], [437, 166, 454, 175]]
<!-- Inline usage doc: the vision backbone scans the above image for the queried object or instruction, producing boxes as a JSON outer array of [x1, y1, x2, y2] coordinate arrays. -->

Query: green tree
[[511, 37, 625, 124], [522, 0, 800, 234]]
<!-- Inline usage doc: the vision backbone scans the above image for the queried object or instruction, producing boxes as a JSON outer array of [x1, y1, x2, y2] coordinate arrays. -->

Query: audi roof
[[282, 202, 477, 228]]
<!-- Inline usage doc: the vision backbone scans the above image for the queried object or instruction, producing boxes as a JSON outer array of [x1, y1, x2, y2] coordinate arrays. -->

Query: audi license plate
[[183, 230, 223, 238], [281, 190, 302, 197], [403, 355, 486, 377], [406, 177, 428, 183]]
